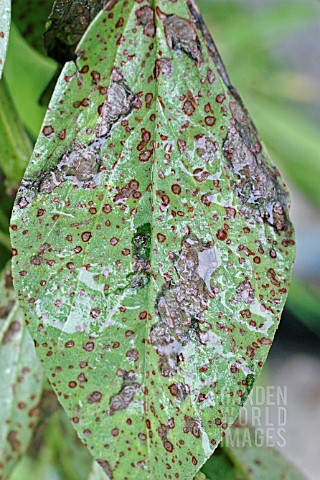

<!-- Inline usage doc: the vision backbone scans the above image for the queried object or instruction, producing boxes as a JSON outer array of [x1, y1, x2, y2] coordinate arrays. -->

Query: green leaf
[[0, 263, 43, 479], [11, 2, 295, 479], [216, 428, 306, 480], [4, 23, 57, 139], [202, 429, 307, 480], [201, 447, 244, 480], [11, 401, 93, 480], [0, 79, 32, 191], [286, 279, 320, 338], [0, 0, 11, 78], [12, 0, 54, 53]]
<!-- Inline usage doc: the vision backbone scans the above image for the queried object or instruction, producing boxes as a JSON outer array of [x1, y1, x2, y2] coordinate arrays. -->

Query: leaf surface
[[0, 263, 43, 479], [11, 1, 295, 479], [0, 0, 10, 78]]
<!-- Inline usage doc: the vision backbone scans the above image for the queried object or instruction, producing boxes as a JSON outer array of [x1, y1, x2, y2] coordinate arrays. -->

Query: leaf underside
[[0, 264, 43, 480], [11, 1, 295, 479], [0, 0, 11, 78]]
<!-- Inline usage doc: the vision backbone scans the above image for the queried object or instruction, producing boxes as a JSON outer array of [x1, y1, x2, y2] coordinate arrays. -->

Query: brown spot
[[193, 168, 210, 183], [164, 15, 202, 64], [155, 58, 172, 78], [42, 125, 54, 137], [87, 391, 102, 404], [81, 232, 92, 242], [135, 6, 156, 38]]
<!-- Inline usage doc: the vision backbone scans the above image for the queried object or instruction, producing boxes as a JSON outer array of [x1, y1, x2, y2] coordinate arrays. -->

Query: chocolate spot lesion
[[135, 5, 156, 38], [97, 78, 136, 137], [164, 14, 202, 65], [131, 223, 151, 289], [112, 223, 151, 295], [19, 72, 136, 199], [223, 99, 291, 232], [109, 371, 139, 414], [150, 233, 219, 376]]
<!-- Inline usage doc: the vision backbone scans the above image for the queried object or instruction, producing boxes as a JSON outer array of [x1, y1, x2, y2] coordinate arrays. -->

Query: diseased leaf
[[11, 1, 295, 479], [12, 0, 53, 53], [0, 0, 10, 78], [0, 263, 43, 479], [44, 0, 108, 64]]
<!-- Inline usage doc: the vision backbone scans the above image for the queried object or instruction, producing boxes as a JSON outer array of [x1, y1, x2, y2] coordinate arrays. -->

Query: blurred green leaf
[[202, 428, 307, 480], [12, 0, 53, 54], [4, 23, 56, 140], [0, 79, 32, 190], [11, 405, 92, 480], [287, 279, 320, 337], [247, 95, 320, 210], [201, 447, 244, 480], [0, 0, 10, 79], [0, 262, 43, 480]]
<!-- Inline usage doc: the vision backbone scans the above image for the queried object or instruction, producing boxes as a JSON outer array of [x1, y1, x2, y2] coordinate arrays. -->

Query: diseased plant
[[1, 1, 313, 479]]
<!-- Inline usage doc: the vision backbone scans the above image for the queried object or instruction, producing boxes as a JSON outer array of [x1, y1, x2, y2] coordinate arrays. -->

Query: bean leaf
[[201, 428, 307, 480], [0, 263, 43, 479], [11, 1, 295, 479], [0, 0, 10, 78]]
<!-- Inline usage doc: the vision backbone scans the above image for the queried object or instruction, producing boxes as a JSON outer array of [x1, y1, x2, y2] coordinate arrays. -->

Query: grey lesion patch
[[131, 223, 151, 289], [135, 5, 156, 38], [223, 99, 291, 232], [113, 223, 151, 295], [150, 233, 219, 377], [0, 299, 15, 320], [164, 13, 202, 65], [17, 73, 136, 201], [38, 148, 100, 195], [97, 75, 135, 137], [109, 371, 140, 414], [232, 279, 256, 305]]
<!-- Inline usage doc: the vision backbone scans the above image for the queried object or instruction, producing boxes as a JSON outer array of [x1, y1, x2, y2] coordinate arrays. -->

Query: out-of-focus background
[[2, 1, 320, 479], [196, 1, 320, 479]]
